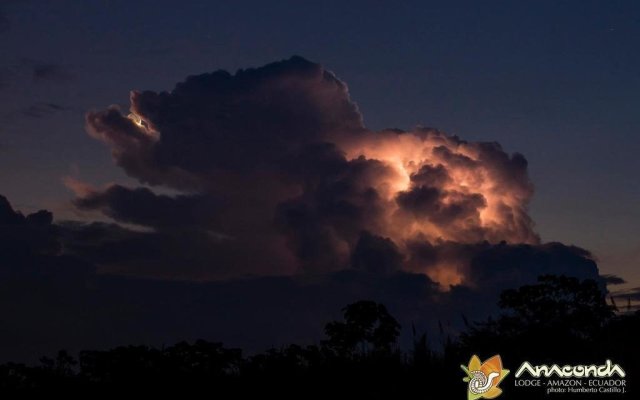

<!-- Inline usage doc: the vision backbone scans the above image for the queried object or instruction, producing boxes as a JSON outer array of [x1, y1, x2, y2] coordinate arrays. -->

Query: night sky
[[0, 0, 639, 360]]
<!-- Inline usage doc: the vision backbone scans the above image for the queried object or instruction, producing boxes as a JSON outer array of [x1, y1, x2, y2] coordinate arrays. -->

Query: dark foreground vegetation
[[0, 275, 637, 398]]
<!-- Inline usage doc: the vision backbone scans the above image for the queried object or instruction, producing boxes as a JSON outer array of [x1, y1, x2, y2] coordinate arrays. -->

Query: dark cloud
[[78, 58, 375, 278], [351, 231, 404, 274], [401, 239, 601, 291], [72, 185, 220, 231], [59, 220, 292, 280], [0, 194, 58, 259], [78, 57, 380, 276], [275, 149, 394, 272], [0, 194, 92, 283], [86, 56, 363, 190], [62, 221, 224, 278], [466, 242, 600, 290]]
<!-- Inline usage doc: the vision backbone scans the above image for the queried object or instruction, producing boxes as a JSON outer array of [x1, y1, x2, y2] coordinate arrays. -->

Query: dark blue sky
[[1, 0, 638, 284]]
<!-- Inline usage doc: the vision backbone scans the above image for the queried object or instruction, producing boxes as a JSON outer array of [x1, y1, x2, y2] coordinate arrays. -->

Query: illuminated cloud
[[74, 56, 592, 292]]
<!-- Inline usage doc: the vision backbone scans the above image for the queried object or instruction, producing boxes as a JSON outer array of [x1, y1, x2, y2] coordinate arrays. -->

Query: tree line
[[0, 275, 637, 398]]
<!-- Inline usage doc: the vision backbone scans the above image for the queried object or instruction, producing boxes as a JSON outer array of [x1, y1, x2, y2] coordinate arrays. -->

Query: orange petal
[[481, 355, 503, 374]]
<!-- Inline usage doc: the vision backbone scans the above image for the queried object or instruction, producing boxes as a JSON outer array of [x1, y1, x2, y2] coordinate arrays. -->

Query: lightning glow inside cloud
[[68, 56, 587, 290]]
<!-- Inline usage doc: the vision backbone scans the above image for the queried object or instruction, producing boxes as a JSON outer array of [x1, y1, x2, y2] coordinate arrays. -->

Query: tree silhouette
[[324, 300, 401, 356], [461, 275, 615, 361], [499, 275, 613, 336], [40, 350, 77, 377]]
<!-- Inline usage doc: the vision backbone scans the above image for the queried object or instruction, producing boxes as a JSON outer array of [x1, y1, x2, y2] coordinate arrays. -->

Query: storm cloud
[[71, 56, 553, 287], [0, 56, 607, 361]]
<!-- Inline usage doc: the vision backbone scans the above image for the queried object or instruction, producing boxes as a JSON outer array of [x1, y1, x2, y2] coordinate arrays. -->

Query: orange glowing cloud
[[78, 56, 544, 287]]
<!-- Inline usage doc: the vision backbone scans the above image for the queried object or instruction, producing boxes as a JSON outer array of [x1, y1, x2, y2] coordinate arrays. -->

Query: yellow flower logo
[[461, 355, 510, 400]]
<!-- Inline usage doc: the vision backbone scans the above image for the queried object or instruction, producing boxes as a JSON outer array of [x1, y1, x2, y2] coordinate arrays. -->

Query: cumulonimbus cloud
[[70, 56, 590, 289]]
